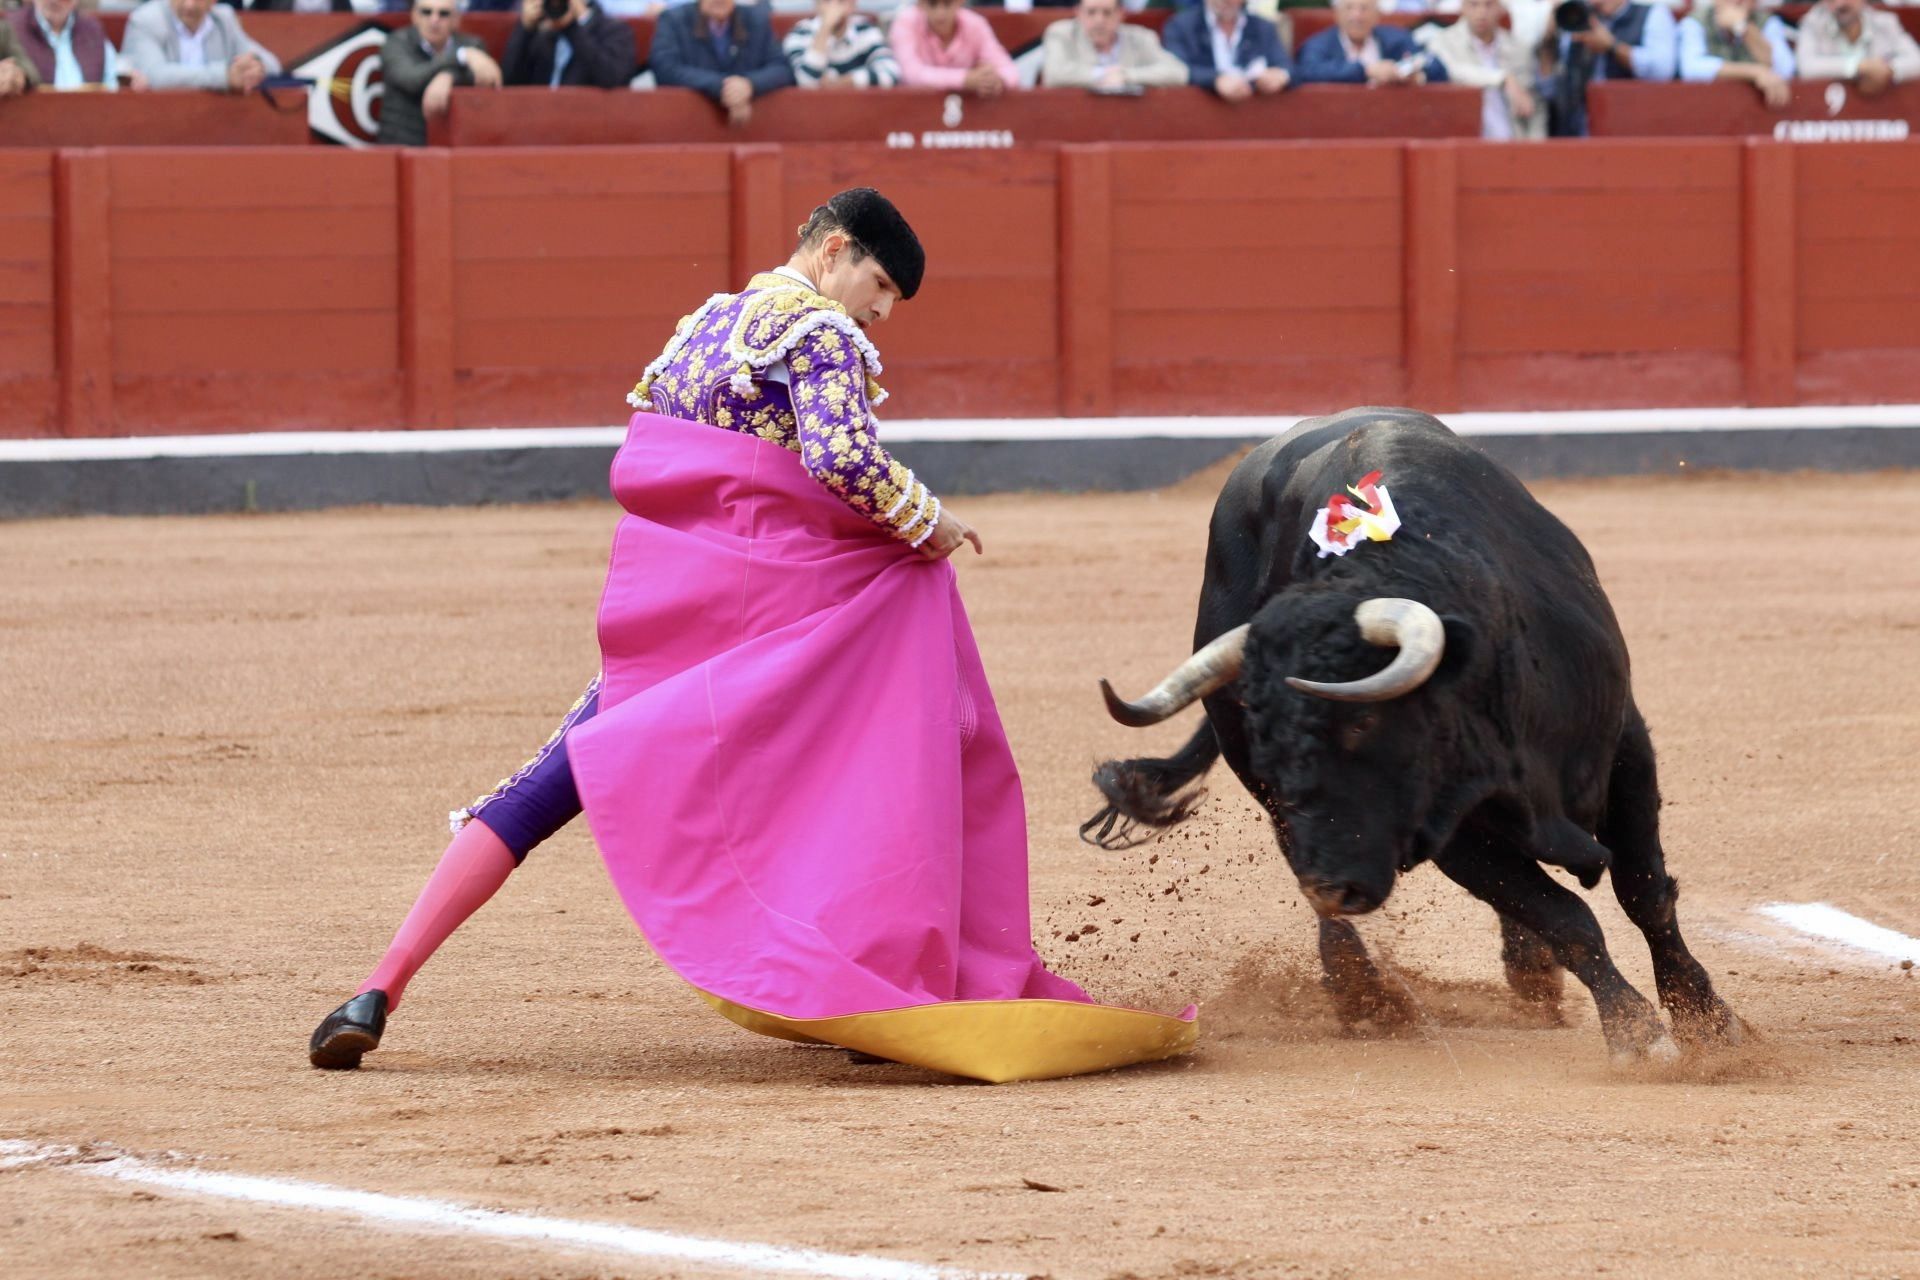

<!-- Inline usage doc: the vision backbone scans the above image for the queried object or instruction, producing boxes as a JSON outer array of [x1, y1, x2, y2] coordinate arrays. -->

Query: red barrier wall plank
[[1109, 142, 1405, 414], [776, 147, 1061, 418], [0, 151, 57, 437], [1059, 145, 1115, 417], [446, 148, 733, 426], [1113, 196, 1400, 253], [1742, 141, 1796, 406], [56, 151, 114, 437], [1456, 140, 1742, 190], [1404, 141, 1459, 411]]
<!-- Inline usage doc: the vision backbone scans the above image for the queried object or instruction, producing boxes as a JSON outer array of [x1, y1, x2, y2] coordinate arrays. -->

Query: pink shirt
[[889, 6, 1018, 90]]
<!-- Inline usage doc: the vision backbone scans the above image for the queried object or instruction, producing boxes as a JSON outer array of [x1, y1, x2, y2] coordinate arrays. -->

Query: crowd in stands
[[3, 0, 1919, 139]]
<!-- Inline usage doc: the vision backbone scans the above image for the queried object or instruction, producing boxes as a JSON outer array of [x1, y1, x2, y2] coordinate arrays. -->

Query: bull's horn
[[1286, 598, 1444, 703], [1100, 624, 1250, 727]]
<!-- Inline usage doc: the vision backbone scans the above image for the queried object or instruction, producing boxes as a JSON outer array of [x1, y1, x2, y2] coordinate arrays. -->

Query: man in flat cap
[[304, 189, 1196, 1085]]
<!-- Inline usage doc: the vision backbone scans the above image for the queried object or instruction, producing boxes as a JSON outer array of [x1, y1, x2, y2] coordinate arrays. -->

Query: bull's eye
[[1340, 713, 1380, 753]]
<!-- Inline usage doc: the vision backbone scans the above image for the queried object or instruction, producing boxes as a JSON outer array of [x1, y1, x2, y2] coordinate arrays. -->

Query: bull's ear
[[1432, 614, 1478, 686]]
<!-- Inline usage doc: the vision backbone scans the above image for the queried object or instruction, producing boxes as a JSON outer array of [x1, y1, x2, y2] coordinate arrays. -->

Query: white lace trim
[[907, 497, 941, 549], [635, 291, 733, 392], [727, 306, 884, 379], [882, 480, 913, 521]]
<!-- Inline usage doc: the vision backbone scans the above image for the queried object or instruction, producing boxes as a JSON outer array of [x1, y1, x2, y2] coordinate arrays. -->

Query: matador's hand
[[917, 507, 983, 561]]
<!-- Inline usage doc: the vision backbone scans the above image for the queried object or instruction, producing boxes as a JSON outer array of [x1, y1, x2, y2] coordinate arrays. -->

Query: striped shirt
[[782, 14, 900, 88]]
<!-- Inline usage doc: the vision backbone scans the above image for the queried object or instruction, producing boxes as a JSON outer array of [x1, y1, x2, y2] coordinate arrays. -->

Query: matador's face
[[817, 236, 902, 330]]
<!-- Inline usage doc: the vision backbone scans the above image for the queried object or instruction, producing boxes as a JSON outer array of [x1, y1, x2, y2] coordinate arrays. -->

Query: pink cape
[[568, 414, 1195, 1081]]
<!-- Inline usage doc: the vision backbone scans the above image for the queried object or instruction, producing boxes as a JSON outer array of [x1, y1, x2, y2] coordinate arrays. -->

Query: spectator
[[1797, 0, 1920, 94], [502, 0, 635, 86], [1429, 0, 1544, 138], [1043, 0, 1189, 88], [1295, 0, 1448, 85], [121, 0, 281, 90], [1163, 0, 1292, 101], [378, 0, 502, 145], [0, 16, 38, 96], [1678, 0, 1794, 106], [9, 0, 146, 91], [1540, 0, 1677, 136], [890, 0, 1018, 97], [650, 0, 794, 123], [783, 0, 899, 87]]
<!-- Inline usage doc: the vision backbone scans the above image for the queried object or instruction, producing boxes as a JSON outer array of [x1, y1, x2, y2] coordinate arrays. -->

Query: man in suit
[[377, 0, 503, 146], [649, 0, 794, 125], [121, 0, 282, 91], [503, 0, 636, 86], [1163, 0, 1292, 102], [1797, 0, 1920, 94], [1428, 0, 1543, 138], [1043, 0, 1189, 89], [1295, 0, 1449, 85]]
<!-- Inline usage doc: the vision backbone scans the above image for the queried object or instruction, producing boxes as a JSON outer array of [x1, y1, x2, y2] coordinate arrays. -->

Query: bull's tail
[[1079, 721, 1222, 850]]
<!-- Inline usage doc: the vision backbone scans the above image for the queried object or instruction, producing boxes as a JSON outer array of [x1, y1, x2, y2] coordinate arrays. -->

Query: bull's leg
[[1317, 916, 1416, 1032], [1436, 836, 1675, 1063], [1497, 915, 1565, 1022], [1601, 714, 1743, 1048]]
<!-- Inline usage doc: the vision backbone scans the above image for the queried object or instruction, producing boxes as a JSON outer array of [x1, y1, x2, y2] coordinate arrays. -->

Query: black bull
[[1085, 408, 1745, 1062]]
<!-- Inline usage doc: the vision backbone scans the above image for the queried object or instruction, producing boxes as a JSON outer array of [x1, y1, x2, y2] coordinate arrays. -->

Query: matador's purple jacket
[[628, 269, 942, 548]]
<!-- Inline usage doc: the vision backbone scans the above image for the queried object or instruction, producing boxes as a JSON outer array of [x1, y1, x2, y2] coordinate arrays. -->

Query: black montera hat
[[828, 188, 925, 301]]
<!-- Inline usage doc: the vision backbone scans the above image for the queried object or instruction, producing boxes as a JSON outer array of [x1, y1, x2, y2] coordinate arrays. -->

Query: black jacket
[[502, 4, 636, 88]]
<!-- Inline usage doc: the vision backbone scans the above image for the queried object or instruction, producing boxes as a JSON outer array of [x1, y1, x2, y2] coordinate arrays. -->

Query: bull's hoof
[[1600, 1004, 1678, 1066], [1610, 1033, 1683, 1068], [1325, 974, 1419, 1036], [1667, 997, 1748, 1049]]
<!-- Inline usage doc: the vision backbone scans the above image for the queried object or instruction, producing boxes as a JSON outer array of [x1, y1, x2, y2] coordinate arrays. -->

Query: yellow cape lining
[[696, 990, 1199, 1084]]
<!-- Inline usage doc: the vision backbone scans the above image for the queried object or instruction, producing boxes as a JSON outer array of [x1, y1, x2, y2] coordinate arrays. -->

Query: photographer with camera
[[1538, 0, 1676, 135], [1678, 0, 1794, 107], [503, 0, 636, 87]]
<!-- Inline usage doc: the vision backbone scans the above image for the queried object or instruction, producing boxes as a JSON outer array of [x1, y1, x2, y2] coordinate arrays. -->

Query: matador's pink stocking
[[358, 819, 516, 1010]]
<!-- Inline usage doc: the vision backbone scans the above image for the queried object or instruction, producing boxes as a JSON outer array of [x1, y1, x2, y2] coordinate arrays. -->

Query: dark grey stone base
[[4, 427, 1918, 519]]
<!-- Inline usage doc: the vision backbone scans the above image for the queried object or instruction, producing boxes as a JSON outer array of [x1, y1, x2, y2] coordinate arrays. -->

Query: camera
[[542, 0, 569, 19], [1554, 0, 1592, 32]]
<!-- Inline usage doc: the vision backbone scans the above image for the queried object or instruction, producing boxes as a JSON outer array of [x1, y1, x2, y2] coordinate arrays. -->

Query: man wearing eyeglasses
[[377, 0, 503, 146]]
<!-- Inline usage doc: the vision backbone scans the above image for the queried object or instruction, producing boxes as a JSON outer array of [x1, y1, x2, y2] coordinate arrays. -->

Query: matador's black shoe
[[308, 990, 388, 1070]]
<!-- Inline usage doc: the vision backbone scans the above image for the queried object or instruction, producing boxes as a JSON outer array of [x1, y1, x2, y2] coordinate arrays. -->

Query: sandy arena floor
[[3, 464, 1918, 1279]]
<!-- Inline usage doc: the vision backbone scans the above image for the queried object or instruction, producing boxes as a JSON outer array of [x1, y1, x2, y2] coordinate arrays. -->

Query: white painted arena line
[[0, 1140, 1019, 1280], [1756, 902, 1920, 965], [5, 403, 1920, 462]]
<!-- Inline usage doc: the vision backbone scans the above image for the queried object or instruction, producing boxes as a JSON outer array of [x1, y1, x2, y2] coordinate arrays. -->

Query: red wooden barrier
[[1793, 144, 1920, 404], [444, 148, 734, 426], [1452, 141, 1746, 409], [5, 138, 1920, 440], [1590, 81, 1920, 137], [441, 84, 1485, 146], [1099, 141, 1410, 414], [0, 93, 310, 148]]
